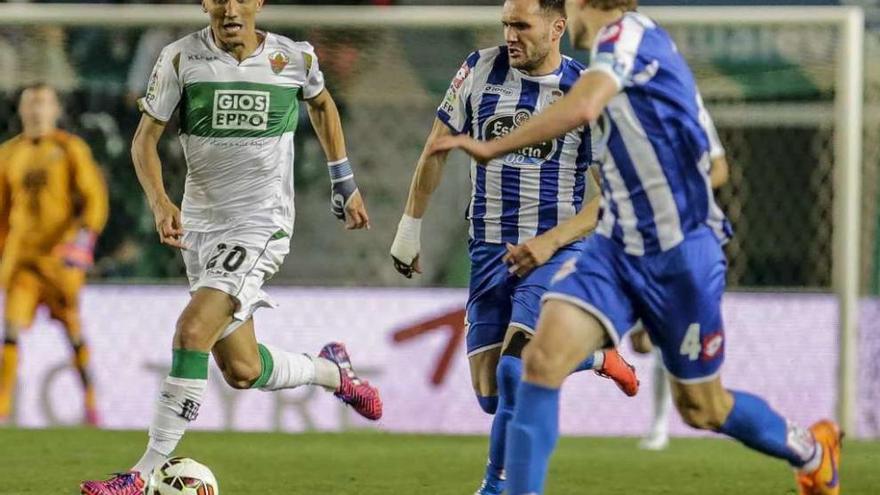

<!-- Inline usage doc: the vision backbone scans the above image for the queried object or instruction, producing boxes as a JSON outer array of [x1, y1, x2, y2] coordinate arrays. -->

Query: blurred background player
[[434, 0, 842, 494], [632, 111, 728, 451], [0, 83, 108, 426], [80, 0, 380, 493], [390, 1, 638, 493]]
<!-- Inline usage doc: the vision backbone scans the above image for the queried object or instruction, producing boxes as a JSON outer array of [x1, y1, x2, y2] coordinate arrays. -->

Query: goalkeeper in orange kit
[[0, 83, 109, 425]]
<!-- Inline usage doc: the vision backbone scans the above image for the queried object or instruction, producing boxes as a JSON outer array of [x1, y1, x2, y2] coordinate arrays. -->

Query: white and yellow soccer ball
[[146, 457, 219, 495]]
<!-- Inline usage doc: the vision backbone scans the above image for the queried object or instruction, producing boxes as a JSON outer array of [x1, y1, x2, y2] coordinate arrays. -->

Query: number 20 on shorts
[[206, 243, 247, 272]]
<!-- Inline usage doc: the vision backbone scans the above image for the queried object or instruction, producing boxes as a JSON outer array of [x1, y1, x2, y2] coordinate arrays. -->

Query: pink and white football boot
[[80, 471, 145, 495], [319, 342, 383, 421]]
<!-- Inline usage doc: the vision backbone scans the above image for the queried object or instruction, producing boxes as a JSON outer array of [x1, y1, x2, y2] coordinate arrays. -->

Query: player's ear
[[49, 91, 62, 123], [201, 0, 208, 13], [552, 17, 567, 40], [255, 0, 264, 11]]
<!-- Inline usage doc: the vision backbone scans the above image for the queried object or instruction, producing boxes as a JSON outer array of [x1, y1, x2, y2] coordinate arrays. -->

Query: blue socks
[[505, 381, 560, 495], [718, 390, 815, 467], [484, 355, 522, 488]]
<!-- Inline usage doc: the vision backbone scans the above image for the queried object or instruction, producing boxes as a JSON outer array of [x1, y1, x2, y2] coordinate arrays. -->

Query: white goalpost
[[0, 4, 865, 433]]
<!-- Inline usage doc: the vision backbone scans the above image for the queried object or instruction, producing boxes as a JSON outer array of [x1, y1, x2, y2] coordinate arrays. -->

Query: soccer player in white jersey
[[390, 1, 638, 493], [80, 1, 381, 493], [435, 0, 842, 494]]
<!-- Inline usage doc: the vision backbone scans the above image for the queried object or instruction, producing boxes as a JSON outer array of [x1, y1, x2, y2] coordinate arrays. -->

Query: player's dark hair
[[17, 82, 57, 104], [20, 82, 56, 93], [538, 0, 567, 17], [588, 0, 638, 11]]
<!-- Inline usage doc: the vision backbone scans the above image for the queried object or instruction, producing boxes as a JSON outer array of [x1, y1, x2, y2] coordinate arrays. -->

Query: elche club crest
[[268, 50, 289, 74]]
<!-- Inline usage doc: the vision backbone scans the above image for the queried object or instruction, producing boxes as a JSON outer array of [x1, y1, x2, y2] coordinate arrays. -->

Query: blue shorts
[[545, 227, 727, 382], [466, 238, 586, 357]]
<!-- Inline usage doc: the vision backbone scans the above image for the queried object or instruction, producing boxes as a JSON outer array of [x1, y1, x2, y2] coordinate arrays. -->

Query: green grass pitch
[[2, 429, 878, 494]]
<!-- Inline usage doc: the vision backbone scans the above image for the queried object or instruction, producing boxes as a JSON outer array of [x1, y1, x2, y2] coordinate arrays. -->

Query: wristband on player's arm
[[390, 215, 421, 276], [327, 158, 358, 221]]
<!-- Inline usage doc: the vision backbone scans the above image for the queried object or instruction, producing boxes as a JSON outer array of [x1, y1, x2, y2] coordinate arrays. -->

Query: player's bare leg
[[469, 347, 501, 414], [210, 318, 261, 387], [668, 376, 733, 431], [0, 322, 21, 423], [521, 300, 605, 386], [505, 300, 607, 494], [669, 377, 840, 495], [81, 288, 232, 495]]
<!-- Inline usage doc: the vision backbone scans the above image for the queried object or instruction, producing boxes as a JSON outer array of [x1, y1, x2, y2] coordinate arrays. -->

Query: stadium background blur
[[1, 0, 879, 492], [0, 0, 875, 290]]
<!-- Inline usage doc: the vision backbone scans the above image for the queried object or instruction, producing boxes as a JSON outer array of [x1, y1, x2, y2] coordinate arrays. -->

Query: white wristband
[[390, 214, 422, 264]]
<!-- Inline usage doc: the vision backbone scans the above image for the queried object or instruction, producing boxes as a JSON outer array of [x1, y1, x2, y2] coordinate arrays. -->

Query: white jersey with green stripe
[[139, 27, 325, 234]]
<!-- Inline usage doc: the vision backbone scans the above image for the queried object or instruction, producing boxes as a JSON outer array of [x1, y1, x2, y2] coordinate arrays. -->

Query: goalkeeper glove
[[57, 229, 97, 270], [390, 215, 422, 278], [328, 158, 359, 221]]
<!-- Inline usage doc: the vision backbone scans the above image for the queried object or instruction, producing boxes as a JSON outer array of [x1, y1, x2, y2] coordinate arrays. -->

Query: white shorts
[[182, 224, 290, 339]]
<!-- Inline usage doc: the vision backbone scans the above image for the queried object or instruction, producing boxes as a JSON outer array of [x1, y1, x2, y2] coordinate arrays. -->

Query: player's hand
[[56, 229, 97, 270], [390, 215, 422, 278], [391, 254, 421, 278], [151, 198, 186, 249], [430, 135, 497, 164], [329, 159, 370, 230], [503, 236, 558, 277], [341, 189, 371, 230]]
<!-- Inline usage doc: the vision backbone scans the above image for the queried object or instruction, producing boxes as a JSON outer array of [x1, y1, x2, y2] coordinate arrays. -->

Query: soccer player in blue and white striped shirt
[[391, 1, 639, 494], [435, 1, 842, 494]]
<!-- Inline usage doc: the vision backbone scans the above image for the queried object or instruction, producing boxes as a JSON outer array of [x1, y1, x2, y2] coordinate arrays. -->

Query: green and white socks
[[133, 349, 209, 480], [254, 344, 341, 392], [133, 345, 342, 481]]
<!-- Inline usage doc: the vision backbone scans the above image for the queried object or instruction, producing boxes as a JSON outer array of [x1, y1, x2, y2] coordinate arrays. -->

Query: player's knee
[[175, 313, 215, 351], [219, 359, 261, 390], [469, 349, 499, 402], [521, 342, 566, 383], [675, 396, 728, 431]]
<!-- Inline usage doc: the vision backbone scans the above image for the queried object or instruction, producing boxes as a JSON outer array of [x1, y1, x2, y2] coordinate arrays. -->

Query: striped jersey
[[588, 12, 732, 256], [437, 46, 601, 245], [140, 28, 324, 234]]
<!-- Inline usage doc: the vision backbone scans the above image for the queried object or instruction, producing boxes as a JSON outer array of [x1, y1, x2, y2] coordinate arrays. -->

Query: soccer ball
[[145, 457, 219, 495]]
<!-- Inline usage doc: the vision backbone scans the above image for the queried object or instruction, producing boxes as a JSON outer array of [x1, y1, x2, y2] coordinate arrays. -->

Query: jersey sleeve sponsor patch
[[139, 46, 183, 122], [598, 22, 623, 45], [437, 52, 478, 134], [299, 43, 325, 99], [589, 17, 646, 91]]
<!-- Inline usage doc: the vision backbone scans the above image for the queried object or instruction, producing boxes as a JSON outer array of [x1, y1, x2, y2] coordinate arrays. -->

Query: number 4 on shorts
[[680, 323, 701, 361]]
